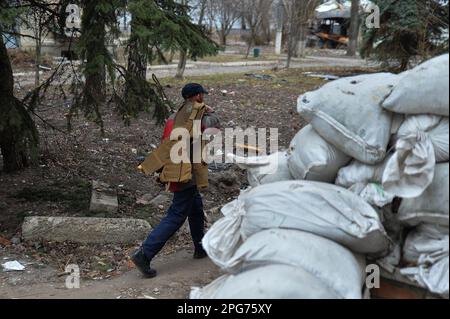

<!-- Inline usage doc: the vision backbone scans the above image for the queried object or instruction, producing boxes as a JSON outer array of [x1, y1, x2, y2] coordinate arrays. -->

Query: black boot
[[130, 248, 157, 278], [193, 247, 208, 259]]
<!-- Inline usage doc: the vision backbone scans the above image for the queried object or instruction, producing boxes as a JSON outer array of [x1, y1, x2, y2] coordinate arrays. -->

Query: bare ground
[[0, 64, 379, 299]]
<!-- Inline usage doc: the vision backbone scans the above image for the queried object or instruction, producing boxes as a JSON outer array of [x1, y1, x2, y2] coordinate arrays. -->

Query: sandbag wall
[[192, 54, 449, 299]]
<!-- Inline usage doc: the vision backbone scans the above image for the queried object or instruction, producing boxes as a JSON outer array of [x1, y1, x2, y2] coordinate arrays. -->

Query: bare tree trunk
[[167, 50, 175, 63], [347, 0, 360, 56], [198, 0, 207, 25], [34, 11, 43, 88], [297, 23, 309, 58], [245, 35, 253, 58], [286, 36, 293, 67], [219, 29, 227, 46], [175, 0, 205, 79], [286, 9, 296, 68], [34, 36, 41, 87], [241, 16, 247, 30], [175, 49, 187, 79], [275, 0, 283, 54], [0, 34, 38, 172]]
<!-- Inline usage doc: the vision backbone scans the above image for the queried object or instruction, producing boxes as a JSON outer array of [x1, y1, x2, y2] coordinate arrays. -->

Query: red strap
[[162, 118, 175, 141]]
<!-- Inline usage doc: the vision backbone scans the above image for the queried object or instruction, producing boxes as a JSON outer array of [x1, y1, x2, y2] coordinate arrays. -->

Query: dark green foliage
[[122, 0, 219, 125], [128, 0, 218, 61], [71, 0, 125, 133], [361, 0, 449, 70], [72, 0, 219, 127], [1, 0, 218, 172]]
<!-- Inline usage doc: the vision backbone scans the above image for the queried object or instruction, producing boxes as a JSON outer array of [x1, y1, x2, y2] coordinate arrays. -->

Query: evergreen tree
[[74, 0, 125, 134], [124, 0, 219, 121], [1, 0, 218, 171], [361, 0, 449, 71]]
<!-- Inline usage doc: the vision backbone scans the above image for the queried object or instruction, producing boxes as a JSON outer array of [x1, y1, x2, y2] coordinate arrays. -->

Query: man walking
[[131, 83, 219, 278]]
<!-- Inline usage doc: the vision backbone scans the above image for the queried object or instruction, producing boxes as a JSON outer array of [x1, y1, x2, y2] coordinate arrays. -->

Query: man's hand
[[205, 105, 215, 113]]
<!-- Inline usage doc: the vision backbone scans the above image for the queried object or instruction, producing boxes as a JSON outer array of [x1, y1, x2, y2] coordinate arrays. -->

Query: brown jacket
[[140, 101, 209, 189]]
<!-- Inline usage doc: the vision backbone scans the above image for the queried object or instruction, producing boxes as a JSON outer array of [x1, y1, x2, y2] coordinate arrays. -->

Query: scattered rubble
[[244, 73, 273, 80], [89, 180, 119, 214]]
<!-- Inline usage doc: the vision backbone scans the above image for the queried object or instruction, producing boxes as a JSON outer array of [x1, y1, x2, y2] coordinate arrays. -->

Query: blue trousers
[[142, 186, 205, 261]]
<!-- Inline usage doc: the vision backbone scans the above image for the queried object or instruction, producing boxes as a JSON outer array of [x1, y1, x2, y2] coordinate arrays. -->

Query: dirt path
[[0, 249, 222, 299]]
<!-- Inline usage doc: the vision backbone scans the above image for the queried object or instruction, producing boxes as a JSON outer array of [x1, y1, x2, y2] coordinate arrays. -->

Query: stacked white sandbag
[[192, 229, 366, 299], [202, 181, 391, 266], [382, 54, 449, 116], [382, 115, 449, 198], [400, 224, 449, 298], [397, 163, 449, 227], [335, 157, 394, 207], [288, 125, 351, 182], [297, 73, 399, 164], [191, 264, 341, 299], [227, 151, 293, 187], [191, 180, 390, 299], [193, 54, 449, 299], [332, 55, 449, 297]]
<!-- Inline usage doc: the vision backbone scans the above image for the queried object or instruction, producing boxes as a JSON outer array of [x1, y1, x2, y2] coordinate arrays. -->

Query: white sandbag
[[400, 224, 449, 297], [223, 229, 366, 299], [394, 115, 449, 162], [336, 159, 394, 207], [397, 163, 449, 226], [190, 264, 340, 299], [336, 159, 386, 188], [382, 116, 448, 197], [382, 54, 449, 116], [227, 152, 293, 187], [382, 135, 435, 199], [288, 125, 351, 182], [202, 181, 391, 268], [403, 224, 449, 264], [298, 73, 399, 164], [349, 183, 395, 207]]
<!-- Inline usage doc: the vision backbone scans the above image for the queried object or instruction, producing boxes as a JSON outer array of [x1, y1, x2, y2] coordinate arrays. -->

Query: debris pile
[[192, 54, 449, 299]]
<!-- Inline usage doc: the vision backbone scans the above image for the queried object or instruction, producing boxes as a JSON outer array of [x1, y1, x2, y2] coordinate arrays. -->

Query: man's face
[[193, 93, 204, 103]]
